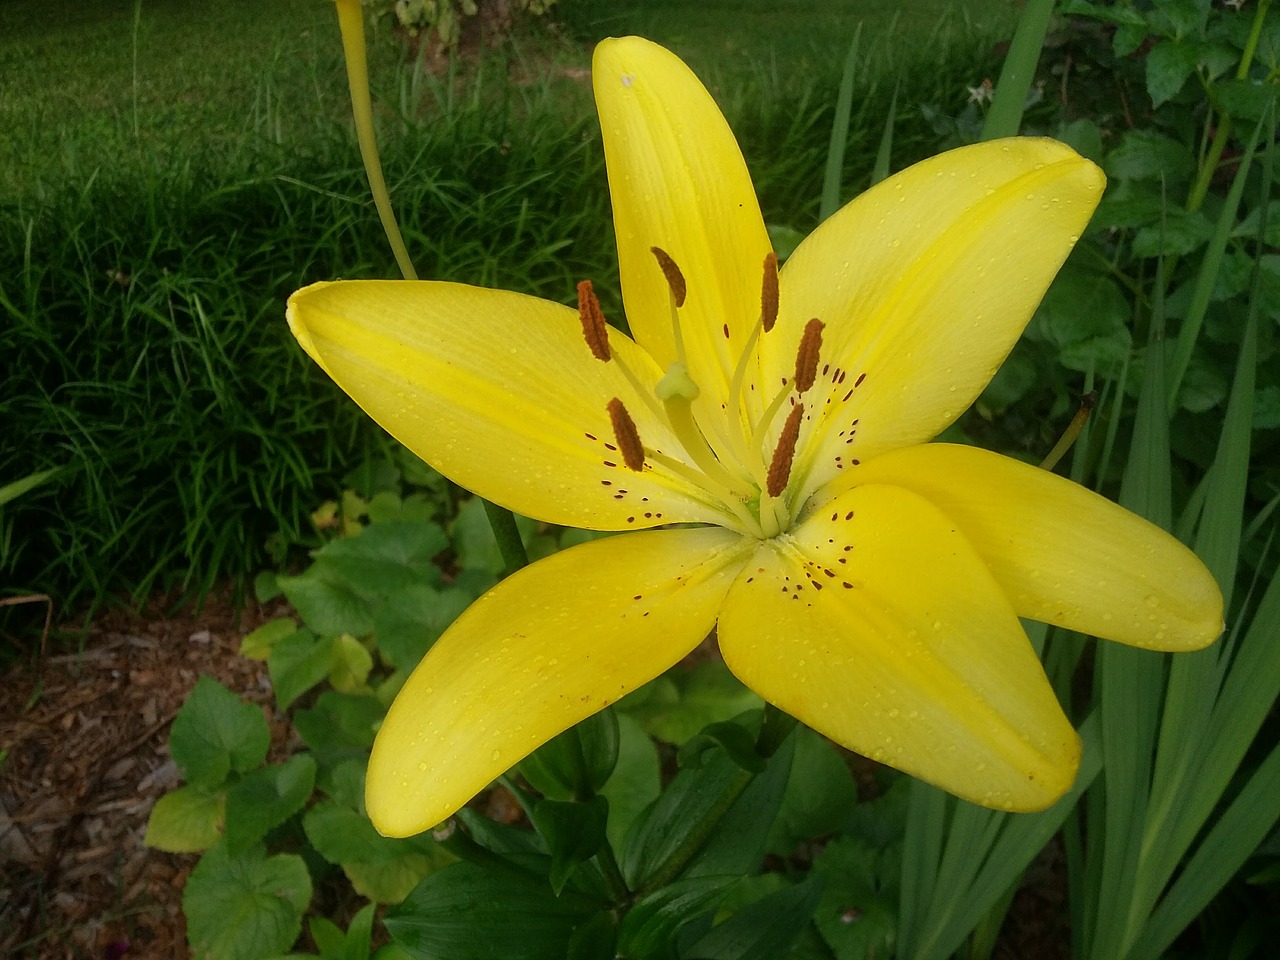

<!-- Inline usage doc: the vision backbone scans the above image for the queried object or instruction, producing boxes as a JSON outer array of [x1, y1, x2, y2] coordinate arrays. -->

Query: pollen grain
[[606, 398, 646, 472]]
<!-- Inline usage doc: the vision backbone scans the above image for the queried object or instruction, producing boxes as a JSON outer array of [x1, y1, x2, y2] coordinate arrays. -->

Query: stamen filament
[[663, 398, 754, 498], [644, 449, 765, 538]]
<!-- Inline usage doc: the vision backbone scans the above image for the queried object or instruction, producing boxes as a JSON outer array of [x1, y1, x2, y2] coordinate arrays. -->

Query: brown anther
[[761, 251, 779, 332], [766, 401, 804, 497], [577, 280, 611, 361], [793, 318, 825, 393], [606, 398, 646, 472], [650, 246, 687, 307]]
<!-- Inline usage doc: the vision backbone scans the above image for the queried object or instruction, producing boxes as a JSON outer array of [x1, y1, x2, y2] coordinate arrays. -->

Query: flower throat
[[577, 249, 826, 540]]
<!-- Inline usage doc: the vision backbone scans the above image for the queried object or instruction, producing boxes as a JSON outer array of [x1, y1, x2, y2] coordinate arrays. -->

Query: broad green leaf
[[1105, 130, 1196, 182], [318, 522, 447, 597], [386, 861, 600, 960], [269, 630, 339, 710], [624, 661, 763, 746], [169, 676, 271, 789], [812, 836, 897, 960], [279, 566, 374, 637], [617, 875, 738, 960], [1147, 40, 1198, 107], [328, 633, 374, 693], [374, 583, 473, 671], [183, 842, 311, 960], [224, 754, 317, 856], [687, 873, 824, 960], [521, 709, 621, 801], [144, 785, 224, 853], [599, 714, 661, 853], [767, 726, 857, 857], [293, 692, 384, 762], [239, 617, 298, 661], [531, 796, 609, 895]]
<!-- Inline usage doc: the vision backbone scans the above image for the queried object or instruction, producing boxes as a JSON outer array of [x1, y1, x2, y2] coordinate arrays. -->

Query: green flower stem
[[332, 0, 528, 587], [1186, 0, 1271, 213], [333, 0, 418, 281], [482, 499, 529, 575], [980, 0, 1056, 141]]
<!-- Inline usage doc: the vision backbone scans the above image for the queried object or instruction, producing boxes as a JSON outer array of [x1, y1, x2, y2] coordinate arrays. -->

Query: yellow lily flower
[[287, 37, 1223, 838]]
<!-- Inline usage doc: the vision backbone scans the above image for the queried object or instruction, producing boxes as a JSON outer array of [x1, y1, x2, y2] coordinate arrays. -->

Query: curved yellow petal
[[288, 280, 733, 530], [849, 443, 1224, 650], [592, 37, 773, 412], [771, 138, 1105, 500], [719, 484, 1080, 812], [367, 526, 753, 837]]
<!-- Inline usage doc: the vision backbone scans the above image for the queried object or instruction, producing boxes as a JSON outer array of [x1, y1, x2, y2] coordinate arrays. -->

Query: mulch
[[0, 591, 279, 960]]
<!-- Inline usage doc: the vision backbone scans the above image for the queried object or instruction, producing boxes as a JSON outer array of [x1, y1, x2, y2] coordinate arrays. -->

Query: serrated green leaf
[[811, 836, 897, 960], [144, 785, 225, 853], [374, 583, 473, 671], [279, 565, 375, 637], [183, 842, 311, 960], [240, 617, 299, 661], [328, 634, 374, 693], [268, 630, 338, 710], [318, 522, 447, 597], [224, 754, 317, 856], [1106, 130, 1196, 182], [293, 692, 384, 761], [169, 676, 271, 789]]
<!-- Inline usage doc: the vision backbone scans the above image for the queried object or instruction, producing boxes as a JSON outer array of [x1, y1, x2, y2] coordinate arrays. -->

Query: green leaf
[[144, 785, 225, 853], [183, 841, 311, 960], [617, 875, 738, 960], [521, 709, 621, 800], [1147, 40, 1198, 106], [1215, 78, 1280, 123], [767, 726, 857, 857], [1132, 209, 1215, 258], [623, 661, 763, 746], [1105, 130, 1196, 182], [531, 796, 609, 895], [224, 754, 317, 856], [169, 676, 271, 789], [268, 629, 339, 710], [303, 799, 450, 904], [386, 861, 600, 960], [238, 617, 298, 661], [318, 522, 447, 597], [374, 583, 473, 671], [279, 566, 375, 637], [686, 873, 824, 960], [293, 691, 384, 762], [811, 836, 898, 960], [328, 633, 374, 693], [599, 714, 661, 853]]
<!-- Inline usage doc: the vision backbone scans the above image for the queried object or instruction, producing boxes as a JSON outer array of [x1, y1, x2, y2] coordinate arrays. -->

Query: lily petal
[[850, 443, 1224, 649], [593, 37, 773, 409], [719, 483, 1081, 811], [288, 280, 731, 530], [773, 139, 1105, 500], [366, 526, 752, 836]]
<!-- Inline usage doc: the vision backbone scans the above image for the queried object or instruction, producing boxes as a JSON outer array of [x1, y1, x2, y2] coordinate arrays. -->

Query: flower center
[[578, 251, 828, 540]]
